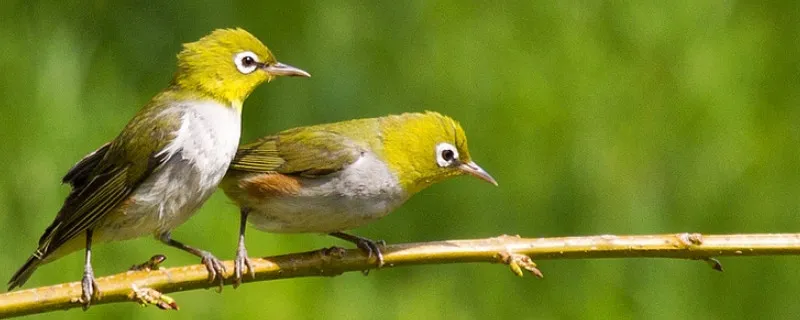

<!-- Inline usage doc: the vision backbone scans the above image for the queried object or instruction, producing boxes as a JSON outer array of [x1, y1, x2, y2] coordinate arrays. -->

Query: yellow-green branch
[[3, 232, 800, 318]]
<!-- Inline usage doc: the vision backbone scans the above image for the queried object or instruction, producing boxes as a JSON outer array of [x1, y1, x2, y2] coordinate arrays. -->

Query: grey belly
[[247, 194, 407, 233]]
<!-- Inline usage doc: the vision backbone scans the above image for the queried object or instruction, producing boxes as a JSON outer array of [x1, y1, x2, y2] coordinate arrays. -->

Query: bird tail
[[7, 253, 44, 291]]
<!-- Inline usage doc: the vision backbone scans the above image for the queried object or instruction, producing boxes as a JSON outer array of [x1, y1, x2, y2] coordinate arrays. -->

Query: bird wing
[[37, 106, 181, 255], [62, 142, 111, 189], [229, 128, 363, 177], [227, 137, 284, 173]]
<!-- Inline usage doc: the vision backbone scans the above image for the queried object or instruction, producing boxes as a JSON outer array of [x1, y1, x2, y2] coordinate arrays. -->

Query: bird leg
[[233, 208, 254, 289], [80, 229, 100, 309], [158, 232, 226, 291], [329, 232, 385, 267]]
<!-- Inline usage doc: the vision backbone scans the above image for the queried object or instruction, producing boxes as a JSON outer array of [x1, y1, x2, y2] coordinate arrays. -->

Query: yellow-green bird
[[7, 28, 309, 306], [220, 112, 497, 286]]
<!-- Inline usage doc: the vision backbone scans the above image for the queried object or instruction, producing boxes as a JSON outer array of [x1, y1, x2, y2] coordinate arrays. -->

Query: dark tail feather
[[7, 254, 42, 291]]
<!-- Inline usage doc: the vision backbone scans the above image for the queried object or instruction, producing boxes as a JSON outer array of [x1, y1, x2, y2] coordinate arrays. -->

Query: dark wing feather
[[46, 150, 171, 251], [39, 150, 169, 254], [62, 142, 111, 188]]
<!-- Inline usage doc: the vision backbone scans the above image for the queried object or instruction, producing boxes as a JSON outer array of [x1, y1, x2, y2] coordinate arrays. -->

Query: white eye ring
[[234, 51, 259, 74], [435, 142, 459, 167]]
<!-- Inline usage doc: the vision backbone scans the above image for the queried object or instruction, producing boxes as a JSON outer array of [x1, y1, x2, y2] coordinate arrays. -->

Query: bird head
[[172, 28, 310, 107], [380, 112, 497, 195]]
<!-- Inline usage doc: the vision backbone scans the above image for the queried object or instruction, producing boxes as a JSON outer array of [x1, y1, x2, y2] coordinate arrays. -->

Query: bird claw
[[329, 232, 386, 275], [200, 253, 226, 292], [497, 252, 543, 278], [355, 238, 385, 268], [129, 254, 167, 271], [352, 238, 385, 276], [130, 284, 179, 310], [701, 257, 724, 272], [233, 248, 254, 289], [79, 271, 100, 310]]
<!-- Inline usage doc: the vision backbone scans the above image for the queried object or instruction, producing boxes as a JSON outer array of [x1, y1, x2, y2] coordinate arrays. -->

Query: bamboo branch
[[3, 232, 800, 318]]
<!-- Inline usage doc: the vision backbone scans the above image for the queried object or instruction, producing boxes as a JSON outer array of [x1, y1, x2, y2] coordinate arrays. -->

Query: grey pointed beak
[[263, 62, 311, 77], [459, 161, 498, 186]]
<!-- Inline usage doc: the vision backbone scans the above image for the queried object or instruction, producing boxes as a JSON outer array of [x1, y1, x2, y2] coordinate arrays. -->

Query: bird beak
[[263, 62, 311, 78], [458, 161, 498, 186]]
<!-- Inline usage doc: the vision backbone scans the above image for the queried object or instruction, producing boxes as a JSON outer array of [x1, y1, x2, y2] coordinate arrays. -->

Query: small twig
[[3, 232, 800, 318]]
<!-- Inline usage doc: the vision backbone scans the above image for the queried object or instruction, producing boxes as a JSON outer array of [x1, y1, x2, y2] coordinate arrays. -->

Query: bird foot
[[79, 270, 100, 310], [200, 252, 227, 292], [351, 238, 385, 276], [328, 232, 386, 275], [354, 238, 385, 268], [233, 247, 254, 289]]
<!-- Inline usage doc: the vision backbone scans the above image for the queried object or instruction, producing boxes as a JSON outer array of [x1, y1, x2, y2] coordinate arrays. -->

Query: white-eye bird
[[220, 112, 497, 286], [8, 28, 310, 306]]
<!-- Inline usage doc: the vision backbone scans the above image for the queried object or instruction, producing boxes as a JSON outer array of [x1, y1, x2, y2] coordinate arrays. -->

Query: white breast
[[96, 101, 241, 241], [158, 101, 242, 189]]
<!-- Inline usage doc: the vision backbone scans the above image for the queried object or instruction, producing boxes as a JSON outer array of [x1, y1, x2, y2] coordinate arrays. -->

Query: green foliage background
[[1, 1, 798, 319]]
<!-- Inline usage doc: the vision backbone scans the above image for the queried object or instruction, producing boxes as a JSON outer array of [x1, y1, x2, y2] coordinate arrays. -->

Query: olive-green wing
[[37, 107, 180, 256], [227, 137, 284, 173], [229, 128, 363, 177]]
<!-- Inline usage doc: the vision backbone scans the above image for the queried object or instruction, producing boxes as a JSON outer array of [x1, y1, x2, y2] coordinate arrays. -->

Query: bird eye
[[234, 51, 259, 74], [435, 142, 459, 167], [442, 149, 454, 162], [242, 56, 255, 66]]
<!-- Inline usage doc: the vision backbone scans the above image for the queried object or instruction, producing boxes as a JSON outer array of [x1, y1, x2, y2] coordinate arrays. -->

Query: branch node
[[315, 246, 349, 277], [496, 252, 544, 278], [678, 233, 704, 246], [129, 254, 168, 272], [494, 234, 522, 241], [129, 284, 179, 310], [320, 246, 348, 261]]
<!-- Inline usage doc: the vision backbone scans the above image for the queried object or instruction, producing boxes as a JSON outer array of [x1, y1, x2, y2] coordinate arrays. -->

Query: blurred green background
[[1, 1, 799, 319]]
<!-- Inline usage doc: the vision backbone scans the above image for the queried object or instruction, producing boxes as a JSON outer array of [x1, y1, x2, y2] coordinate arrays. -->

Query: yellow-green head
[[172, 28, 310, 107], [379, 112, 497, 195]]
